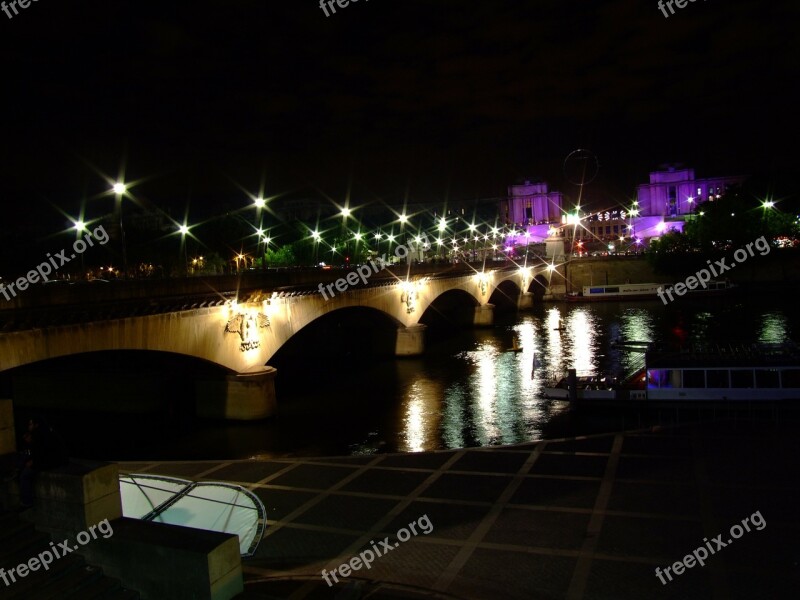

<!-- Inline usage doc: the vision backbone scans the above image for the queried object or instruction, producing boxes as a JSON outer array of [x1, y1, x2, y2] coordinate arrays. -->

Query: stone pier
[[518, 292, 533, 310], [473, 303, 495, 327], [197, 366, 278, 420], [395, 324, 426, 356]]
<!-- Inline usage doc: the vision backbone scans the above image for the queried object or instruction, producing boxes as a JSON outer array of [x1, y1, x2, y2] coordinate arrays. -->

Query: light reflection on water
[[394, 300, 793, 453]]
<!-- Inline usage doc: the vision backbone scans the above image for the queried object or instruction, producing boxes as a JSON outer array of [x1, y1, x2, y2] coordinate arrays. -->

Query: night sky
[[0, 0, 797, 243]]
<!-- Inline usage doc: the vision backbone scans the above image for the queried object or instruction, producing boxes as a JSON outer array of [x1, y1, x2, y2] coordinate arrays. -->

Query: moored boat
[[566, 280, 736, 302], [546, 342, 800, 404]]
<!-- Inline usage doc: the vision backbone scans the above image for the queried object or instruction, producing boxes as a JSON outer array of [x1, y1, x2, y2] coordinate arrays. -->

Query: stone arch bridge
[[0, 265, 560, 421]]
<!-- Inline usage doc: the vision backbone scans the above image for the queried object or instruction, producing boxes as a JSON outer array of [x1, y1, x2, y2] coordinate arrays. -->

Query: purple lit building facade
[[636, 164, 746, 217], [502, 164, 747, 255], [500, 181, 564, 226]]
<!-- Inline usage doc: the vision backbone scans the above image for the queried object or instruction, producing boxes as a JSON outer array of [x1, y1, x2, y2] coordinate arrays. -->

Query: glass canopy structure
[[120, 473, 267, 556]]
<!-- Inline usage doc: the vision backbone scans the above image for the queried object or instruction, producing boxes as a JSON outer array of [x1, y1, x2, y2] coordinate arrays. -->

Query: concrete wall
[[0, 398, 15, 456], [564, 258, 670, 292]]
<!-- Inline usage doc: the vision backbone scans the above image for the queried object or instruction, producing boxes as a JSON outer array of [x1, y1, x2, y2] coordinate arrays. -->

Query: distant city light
[[254, 197, 266, 208], [178, 224, 190, 235], [112, 182, 126, 195], [73, 220, 87, 232]]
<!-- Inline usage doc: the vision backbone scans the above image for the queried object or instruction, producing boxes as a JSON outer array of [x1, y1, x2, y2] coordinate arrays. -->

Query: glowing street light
[[763, 200, 775, 209], [73, 220, 87, 232], [399, 213, 408, 224], [341, 207, 351, 218], [112, 181, 128, 277], [438, 218, 447, 231], [254, 197, 266, 208], [178, 224, 190, 236]]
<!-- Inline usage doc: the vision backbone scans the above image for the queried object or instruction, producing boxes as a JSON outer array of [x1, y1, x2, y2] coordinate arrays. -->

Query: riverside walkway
[[119, 418, 799, 599]]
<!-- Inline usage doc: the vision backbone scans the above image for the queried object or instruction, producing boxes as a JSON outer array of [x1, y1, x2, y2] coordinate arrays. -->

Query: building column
[[197, 366, 277, 420], [395, 325, 426, 357], [518, 292, 533, 310], [473, 304, 495, 327]]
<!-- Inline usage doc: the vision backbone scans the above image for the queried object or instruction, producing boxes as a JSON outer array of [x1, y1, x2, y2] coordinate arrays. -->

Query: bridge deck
[[0, 264, 518, 333]]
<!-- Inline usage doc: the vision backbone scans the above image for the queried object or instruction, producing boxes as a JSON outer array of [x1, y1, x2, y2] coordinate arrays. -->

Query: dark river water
[[15, 293, 800, 461]]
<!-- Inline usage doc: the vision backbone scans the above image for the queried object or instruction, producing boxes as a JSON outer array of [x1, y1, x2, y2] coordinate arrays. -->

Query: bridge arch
[[419, 288, 481, 328], [268, 305, 405, 364], [488, 280, 522, 311], [530, 274, 549, 300]]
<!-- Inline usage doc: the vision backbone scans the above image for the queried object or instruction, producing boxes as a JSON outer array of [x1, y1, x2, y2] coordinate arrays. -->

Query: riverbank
[[561, 249, 800, 295]]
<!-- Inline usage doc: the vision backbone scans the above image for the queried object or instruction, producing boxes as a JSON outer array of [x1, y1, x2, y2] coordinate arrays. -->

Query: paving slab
[[117, 418, 800, 599]]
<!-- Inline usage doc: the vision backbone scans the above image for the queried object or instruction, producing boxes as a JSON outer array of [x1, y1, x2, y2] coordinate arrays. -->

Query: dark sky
[[0, 0, 797, 228]]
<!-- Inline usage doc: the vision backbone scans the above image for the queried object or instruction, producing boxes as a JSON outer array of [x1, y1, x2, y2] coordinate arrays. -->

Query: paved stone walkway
[[119, 419, 799, 599]]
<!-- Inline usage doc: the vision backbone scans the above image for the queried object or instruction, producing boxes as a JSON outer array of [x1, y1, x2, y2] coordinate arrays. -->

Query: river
[[22, 294, 799, 461]]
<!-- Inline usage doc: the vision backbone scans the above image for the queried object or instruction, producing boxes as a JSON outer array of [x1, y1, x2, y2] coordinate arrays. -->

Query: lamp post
[[311, 230, 322, 264], [178, 224, 190, 275], [73, 220, 87, 277], [112, 182, 127, 278]]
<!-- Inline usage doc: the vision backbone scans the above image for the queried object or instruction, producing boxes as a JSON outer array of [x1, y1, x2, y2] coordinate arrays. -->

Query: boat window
[[780, 369, 800, 388], [605, 287, 619, 293], [590, 287, 605, 294], [706, 370, 729, 388], [730, 370, 754, 388], [755, 369, 780, 388], [647, 369, 674, 389], [683, 370, 705, 388]]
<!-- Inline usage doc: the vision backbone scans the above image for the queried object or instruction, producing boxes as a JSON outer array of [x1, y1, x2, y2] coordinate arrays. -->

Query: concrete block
[[80, 518, 243, 600], [24, 461, 122, 533]]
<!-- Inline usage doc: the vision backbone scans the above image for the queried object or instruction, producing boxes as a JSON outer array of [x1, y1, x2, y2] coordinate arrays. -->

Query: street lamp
[[73, 220, 88, 276], [112, 182, 128, 277], [178, 224, 190, 274], [254, 197, 266, 209]]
